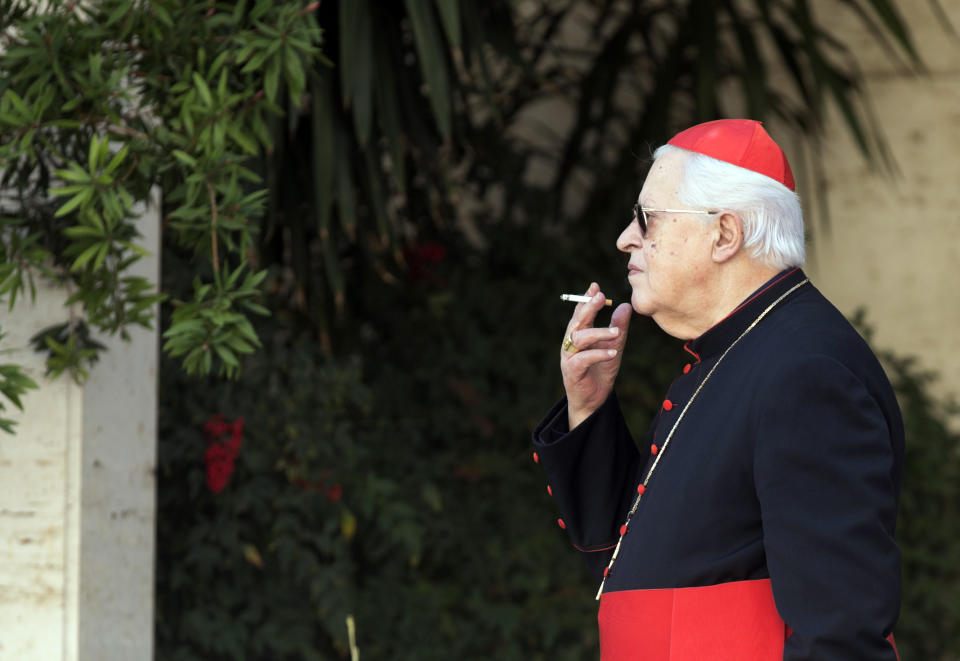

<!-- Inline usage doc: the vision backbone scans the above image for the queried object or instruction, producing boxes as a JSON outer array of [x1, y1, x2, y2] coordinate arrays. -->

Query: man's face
[[616, 150, 715, 334]]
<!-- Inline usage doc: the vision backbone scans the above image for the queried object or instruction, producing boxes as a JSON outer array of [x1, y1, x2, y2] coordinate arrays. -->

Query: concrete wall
[[0, 293, 83, 660], [802, 0, 960, 405], [0, 191, 159, 660]]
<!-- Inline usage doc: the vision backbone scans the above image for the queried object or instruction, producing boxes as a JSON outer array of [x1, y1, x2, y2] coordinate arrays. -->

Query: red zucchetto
[[667, 119, 795, 191]]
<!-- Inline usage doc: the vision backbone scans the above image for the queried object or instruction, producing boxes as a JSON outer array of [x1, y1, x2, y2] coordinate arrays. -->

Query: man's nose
[[617, 221, 642, 253]]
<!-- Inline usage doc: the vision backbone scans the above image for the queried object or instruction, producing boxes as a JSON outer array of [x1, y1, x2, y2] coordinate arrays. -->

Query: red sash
[[598, 579, 899, 661]]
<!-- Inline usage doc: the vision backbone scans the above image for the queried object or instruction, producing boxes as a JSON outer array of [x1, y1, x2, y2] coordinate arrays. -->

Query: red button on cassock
[[620, 524, 628, 536], [557, 518, 566, 529], [604, 566, 610, 577], [651, 444, 659, 455], [533, 452, 539, 463], [546, 485, 553, 496], [663, 400, 673, 411], [637, 484, 646, 495], [683, 363, 691, 374]]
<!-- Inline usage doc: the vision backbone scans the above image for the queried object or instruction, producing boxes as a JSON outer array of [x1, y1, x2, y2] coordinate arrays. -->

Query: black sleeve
[[532, 392, 646, 581], [754, 355, 901, 661]]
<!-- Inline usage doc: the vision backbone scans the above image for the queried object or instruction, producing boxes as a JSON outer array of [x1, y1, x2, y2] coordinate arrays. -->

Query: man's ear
[[712, 211, 744, 263]]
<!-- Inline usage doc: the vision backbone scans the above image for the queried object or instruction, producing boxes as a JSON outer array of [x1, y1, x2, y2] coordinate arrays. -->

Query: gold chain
[[595, 279, 809, 600]]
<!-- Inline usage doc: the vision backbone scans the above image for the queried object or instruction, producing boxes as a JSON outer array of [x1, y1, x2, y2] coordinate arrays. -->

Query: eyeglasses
[[633, 204, 719, 236]]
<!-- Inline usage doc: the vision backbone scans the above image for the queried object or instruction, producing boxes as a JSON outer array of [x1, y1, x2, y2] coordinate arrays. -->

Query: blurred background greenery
[[3, 0, 958, 659], [156, 2, 958, 658]]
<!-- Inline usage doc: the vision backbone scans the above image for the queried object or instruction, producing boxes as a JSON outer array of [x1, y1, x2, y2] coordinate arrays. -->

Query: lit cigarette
[[561, 294, 613, 306]]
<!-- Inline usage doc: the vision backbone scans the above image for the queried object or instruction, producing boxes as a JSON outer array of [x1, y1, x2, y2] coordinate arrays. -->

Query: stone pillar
[[0, 191, 159, 660]]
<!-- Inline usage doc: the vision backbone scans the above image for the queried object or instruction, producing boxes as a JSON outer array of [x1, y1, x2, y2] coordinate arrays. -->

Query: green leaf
[[214, 343, 239, 368], [724, 0, 767, 119], [172, 150, 198, 168], [105, 0, 133, 26], [284, 46, 306, 104], [334, 127, 357, 241], [339, 0, 374, 144], [226, 122, 258, 155], [104, 145, 129, 175], [311, 77, 336, 238], [56, 163, 92, 183], [162, 318, 206, 339], [70, 242, 104, 271], [63, 226, 105, 240], [153, 3, 174, 27], [88, 134, 101, 173], [241, 301, 269, 316], [4, 89, 29, 118], [264, 56, 281, 104], [92, 242, 110, 270], [54, 188, 93, 218], [50, 184, 90, 196], [864, 0, 921, 65], [403, 0, 452, 139], [373, 37, 407, 188], [433, 0, 461, 49], [193, 72, 213, 107]]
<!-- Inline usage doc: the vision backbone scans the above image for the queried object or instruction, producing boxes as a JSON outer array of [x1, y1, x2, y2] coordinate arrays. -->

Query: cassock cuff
[[532, 392, 621, 448]]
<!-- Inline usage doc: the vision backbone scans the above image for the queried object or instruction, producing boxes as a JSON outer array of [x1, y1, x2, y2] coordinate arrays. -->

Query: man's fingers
[[567, 287, 609, 334], [609, 302, 632, 337], [565, 326, 621, 353], [565, 348, 620, 373]]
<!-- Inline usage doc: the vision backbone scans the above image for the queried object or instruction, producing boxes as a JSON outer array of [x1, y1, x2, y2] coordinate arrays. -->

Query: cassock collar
[[684, 267, 807, 362]]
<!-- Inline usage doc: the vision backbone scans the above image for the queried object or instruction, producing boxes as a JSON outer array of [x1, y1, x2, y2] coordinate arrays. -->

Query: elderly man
[[532, 120, 903, 660]]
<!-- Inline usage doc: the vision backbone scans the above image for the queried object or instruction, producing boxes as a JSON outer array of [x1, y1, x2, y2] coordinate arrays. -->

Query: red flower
[[326, 482, 343, 502], [203, 415, 244, 494], [404, 241, 447, 284]]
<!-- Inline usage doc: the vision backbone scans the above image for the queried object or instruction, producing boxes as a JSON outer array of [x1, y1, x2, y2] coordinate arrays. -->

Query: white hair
[[652, 144, 805, 269]]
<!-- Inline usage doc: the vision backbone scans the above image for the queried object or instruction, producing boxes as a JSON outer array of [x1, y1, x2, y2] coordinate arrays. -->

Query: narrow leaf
[[54, 188, 93, 218], [312, 77, 336, 239], [404, 0, 452, 138], [193, 72, 213, 107], [433, 0, 461, 48], [863, 0, 921, 64], [172, 150, 198, 168]]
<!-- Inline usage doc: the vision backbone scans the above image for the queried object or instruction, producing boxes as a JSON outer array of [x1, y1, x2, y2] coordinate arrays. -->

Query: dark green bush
[[879, 348, 960, 659], [156, 226, 669, 660]]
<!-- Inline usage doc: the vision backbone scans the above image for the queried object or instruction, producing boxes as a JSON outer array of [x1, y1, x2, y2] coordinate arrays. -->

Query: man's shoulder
[[741, 284, 898, 401], [754, 284, 875, 359]]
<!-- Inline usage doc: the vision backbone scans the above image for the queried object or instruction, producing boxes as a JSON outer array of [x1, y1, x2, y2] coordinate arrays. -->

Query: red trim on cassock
[[598, 579, 899, 661], [682, 343, 701, 363]]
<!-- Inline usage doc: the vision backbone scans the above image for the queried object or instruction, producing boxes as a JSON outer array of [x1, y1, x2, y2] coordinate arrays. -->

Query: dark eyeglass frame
[[633, 204, 719, 235]]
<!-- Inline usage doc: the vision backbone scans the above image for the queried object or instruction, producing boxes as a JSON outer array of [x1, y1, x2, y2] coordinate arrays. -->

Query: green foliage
[[157, 225, 665, 660], [261, 0, 923, 336], [848, 320, 960, 660], [889, 354, 960, 660], [156, 333, 368, 659], [163, 266, 268, 378], [0, 327, 38, 433], [0, 0, 927, 431], [28, 320, 105, 383], [0, 0, 325, 407]]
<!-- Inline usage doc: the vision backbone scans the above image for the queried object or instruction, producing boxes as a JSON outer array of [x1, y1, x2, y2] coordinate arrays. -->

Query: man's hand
[[560, 282, 632, 429]]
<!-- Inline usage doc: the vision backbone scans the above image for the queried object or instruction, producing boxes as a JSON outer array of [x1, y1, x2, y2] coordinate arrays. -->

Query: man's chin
[[630, 292, 654, 316]]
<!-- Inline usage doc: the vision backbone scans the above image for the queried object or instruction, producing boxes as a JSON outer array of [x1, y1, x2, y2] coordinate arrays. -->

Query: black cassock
[[533, 268, 903, 661]]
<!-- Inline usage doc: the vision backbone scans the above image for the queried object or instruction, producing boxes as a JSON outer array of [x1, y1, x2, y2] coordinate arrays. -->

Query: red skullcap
[[667, 119, 795, 191]]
